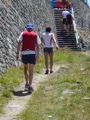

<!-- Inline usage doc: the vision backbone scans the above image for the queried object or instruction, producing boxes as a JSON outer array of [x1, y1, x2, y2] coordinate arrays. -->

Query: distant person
[[62, 0, 66, 8], [66, 11, 74, 34], [62, 8, 69, 30], [16, 23, 41, 93], [68, 0, 71, 10], [41, 27, 59, 74]]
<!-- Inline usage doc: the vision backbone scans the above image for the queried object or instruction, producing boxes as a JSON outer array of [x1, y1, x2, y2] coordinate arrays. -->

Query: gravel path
[[0, 65, 60, 120]]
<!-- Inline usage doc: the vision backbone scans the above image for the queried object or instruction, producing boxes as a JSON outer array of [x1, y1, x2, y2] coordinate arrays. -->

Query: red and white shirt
[[18, 30, 41, 55], [42, 32, 54, 48]]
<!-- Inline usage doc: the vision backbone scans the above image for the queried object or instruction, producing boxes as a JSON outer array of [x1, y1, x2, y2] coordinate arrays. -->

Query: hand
[[16, 54, 19, 61], [36, 57, 39, 63], [56, 45, 59, 50]]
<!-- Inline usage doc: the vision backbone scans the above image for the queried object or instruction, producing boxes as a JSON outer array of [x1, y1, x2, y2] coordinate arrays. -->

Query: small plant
[[2, 90, 12, 98]]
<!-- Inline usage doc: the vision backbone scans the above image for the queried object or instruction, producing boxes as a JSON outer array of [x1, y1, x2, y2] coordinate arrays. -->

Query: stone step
[[54, 9, 78, 50]]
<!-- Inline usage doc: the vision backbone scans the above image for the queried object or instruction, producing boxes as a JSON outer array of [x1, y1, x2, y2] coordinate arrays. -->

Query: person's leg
[[67, 24, 69, 34], [69, 24, 72, 33], [44, 52, 49, 74], [63, 19, 66, 29], [27, 54, 36, 93], [68, 25, 71, 33], [65, 22, 68, 32], [24, 64, 29, 83], [28, 64, 34, 86], [24, 64, 29, 90], [62, 0, 66, 8], [70, 24, 73, 33], [27, 64, 34, 93], [49, 52, 53, 73]]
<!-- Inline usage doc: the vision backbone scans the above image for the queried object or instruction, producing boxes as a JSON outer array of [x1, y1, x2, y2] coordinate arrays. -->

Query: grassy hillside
[[18, 48, 90, 120], [1, 48, 89, 119]]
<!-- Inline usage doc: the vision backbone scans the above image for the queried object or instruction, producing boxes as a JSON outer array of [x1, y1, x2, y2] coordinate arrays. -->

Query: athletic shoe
[[28, 86, 34, 93], [50, 70, 53, 74], [45, 70, 49, 74], [25, 83, 29, 91]]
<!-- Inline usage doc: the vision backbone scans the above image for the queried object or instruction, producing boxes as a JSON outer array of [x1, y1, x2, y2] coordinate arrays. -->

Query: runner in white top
[[42, 32, 54, 48], [41, 27, 59, 74], [62, 8, 69, 29]]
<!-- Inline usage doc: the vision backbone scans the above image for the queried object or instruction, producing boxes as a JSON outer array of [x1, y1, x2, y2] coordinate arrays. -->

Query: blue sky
[[86, 0, 90, 6], [87, 0, 90, 4]]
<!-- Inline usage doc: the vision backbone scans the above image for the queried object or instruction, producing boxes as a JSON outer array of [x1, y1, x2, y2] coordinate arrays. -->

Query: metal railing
[[71, 7, 80, 50]]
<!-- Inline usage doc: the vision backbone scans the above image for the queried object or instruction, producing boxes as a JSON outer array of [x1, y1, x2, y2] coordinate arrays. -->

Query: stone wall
[[71, 0, 90, 28], [0, 0, 56, 75], [0, 0, 90, 75]]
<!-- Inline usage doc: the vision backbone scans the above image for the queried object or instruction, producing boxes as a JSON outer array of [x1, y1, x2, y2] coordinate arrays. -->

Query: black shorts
[[21, 54, 36, 64], [44, 48, 53, 54], [67, 20, 73, 25], [63, 18, 67, 25]]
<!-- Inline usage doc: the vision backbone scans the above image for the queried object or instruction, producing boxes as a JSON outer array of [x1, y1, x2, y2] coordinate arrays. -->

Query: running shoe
[[25, 83, 29, 91], [45, 69, 49, 74], [50, 70, 53, 74], [28, 86, 34, 93]]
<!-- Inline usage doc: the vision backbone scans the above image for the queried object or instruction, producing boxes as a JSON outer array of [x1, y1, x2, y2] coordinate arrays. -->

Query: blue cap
[[26, 23, 34, 29]]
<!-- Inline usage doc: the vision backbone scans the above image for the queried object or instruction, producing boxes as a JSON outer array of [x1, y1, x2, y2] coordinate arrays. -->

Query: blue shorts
[[21, 54, 36, 64], [44, 48, 53, 54], [67, 20, 73, 25]]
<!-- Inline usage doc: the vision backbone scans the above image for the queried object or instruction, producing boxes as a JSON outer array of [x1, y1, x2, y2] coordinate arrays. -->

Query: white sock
[[29, 85, 32, 87], [50, 68, 52, 71]]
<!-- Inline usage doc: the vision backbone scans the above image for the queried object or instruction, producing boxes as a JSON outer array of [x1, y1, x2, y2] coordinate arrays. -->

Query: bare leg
[[44, 52, 49, 70], [28, 64, 34, 86], [67, 25, 69, 34], [49, 53, 53, 70], [70, 24, 73, 33], [24, 64, 29, 83], [69, 25, 70, 33]]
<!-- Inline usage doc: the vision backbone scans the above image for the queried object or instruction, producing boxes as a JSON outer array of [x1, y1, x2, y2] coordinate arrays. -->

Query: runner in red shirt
[[16, 23, 41, 93]]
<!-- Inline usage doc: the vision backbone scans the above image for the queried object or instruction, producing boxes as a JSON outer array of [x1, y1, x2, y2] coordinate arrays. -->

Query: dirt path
[[0, 65, 60, 120], [82, 51, 90, 56]]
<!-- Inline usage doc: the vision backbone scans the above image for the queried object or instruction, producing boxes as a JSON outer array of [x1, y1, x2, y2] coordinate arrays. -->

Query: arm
[[36, 35, 41, 62], [71, 14, 74, 20], [16, 32, 23, 60], [16, 41, 22, 61], [41, 35, 45, 46], [52, 34, 59, 50], [35, 44, 39, 62]]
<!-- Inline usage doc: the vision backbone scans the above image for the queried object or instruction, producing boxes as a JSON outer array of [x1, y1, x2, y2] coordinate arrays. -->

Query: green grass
[[0, 66, 24, 113], [0, 53, 45, 114], [17, 48, 90, 120], [0, 48, 90, 120]]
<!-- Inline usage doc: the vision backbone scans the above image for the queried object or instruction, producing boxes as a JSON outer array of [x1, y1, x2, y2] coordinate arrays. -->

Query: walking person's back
[[41, 27, 59, 74], [16, 23, 41, 93], [62, 0, 66, 8], [62, 8, 69, 29], [66, 11, 74, 34]]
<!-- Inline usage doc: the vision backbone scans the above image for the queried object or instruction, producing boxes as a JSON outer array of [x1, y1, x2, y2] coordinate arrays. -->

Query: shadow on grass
[[12, 90, 32, 96]]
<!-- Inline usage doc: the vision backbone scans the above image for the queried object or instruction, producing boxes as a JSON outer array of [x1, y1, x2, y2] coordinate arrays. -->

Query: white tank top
[[42, 32, 54, 48]]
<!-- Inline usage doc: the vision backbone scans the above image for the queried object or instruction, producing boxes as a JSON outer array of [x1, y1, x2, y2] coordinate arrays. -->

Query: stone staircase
[[54, 9, 78, 50]]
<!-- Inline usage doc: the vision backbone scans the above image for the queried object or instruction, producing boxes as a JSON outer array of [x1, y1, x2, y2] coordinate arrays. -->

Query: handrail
[[71, 8, 80, 49]]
